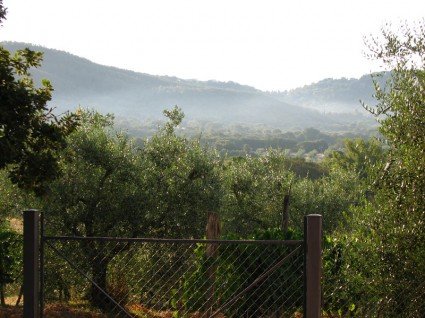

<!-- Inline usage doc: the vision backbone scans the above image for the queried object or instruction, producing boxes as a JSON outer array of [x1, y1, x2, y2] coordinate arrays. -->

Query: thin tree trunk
[[15, 284, 23, 306], [91, 257, 111, 311], [0, 285, 5, 306]]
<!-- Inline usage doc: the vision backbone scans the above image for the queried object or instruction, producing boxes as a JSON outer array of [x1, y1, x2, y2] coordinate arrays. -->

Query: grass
[[6, 218, 23, 234]]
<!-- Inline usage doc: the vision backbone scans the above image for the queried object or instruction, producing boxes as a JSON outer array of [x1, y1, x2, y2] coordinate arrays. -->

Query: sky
[[1, 0, 424, 91]]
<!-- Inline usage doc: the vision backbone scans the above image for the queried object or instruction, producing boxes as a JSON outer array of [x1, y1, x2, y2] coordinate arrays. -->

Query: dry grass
[[3, 296, 20, 307], [5, 218, 23, 234]]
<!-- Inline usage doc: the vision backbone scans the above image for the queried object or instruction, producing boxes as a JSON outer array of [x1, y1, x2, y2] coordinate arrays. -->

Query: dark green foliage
[[322, 236, 347, 313], [322, 236, 372, 317], [0, 221, 22, 306], [0, 39, 77, 195]]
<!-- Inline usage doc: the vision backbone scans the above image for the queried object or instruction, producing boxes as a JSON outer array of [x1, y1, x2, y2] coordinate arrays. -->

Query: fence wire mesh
[[42, 237, 304, 318]]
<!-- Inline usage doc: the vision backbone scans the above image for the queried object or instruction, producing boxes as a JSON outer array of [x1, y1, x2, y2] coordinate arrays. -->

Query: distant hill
[[270, 74, 389, 113], [2, 42, 377, 131]]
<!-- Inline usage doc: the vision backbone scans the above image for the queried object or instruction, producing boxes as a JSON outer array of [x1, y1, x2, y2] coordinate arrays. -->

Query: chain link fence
[[42, 236, 304, 317], [13, 210, 423, 317]]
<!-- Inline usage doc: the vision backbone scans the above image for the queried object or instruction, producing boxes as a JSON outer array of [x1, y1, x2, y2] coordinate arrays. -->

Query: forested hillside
[[2, 42, 376, 131], [269, 73, 389, 113]]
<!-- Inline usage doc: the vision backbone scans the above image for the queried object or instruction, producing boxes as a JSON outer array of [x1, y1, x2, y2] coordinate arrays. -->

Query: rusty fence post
[[24, 209, 40, 318], [304, 214, 322, 318]]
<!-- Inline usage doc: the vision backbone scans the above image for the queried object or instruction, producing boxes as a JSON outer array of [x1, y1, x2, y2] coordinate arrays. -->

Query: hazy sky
[[1, 0, 424, 90]]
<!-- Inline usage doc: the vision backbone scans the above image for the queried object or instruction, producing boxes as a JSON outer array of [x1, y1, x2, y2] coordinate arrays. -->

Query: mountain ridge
[[2, 41, 376, 131]]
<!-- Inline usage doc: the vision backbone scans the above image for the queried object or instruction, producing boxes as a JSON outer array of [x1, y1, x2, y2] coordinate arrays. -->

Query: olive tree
[[332, 22, 425, 316], [220, 150, 294, 236], [140, 106, 223, 238], [362, 22, 425, 315], [43, 110, 146, 309], [43, 107, 223, 310]]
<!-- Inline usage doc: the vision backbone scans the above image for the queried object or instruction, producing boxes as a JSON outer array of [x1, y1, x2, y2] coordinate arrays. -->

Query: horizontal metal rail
[[43, 235, 303, 245]]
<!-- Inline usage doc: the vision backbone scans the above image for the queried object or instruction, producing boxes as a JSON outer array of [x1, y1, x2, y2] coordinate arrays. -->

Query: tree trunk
[[87, 244, 131, 317], [0, 285, 5, 306], [90, 257, 112, 311], [15, 285, 23, 306]]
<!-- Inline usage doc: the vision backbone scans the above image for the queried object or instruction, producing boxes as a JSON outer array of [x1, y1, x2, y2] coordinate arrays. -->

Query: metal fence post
[[304, 214, 322, 318], [24, 209, 40, 318]]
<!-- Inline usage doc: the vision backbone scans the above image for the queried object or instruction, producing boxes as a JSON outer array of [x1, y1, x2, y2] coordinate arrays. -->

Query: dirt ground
[[0, 304, 230, 318], [0, 304, 105, 318]]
